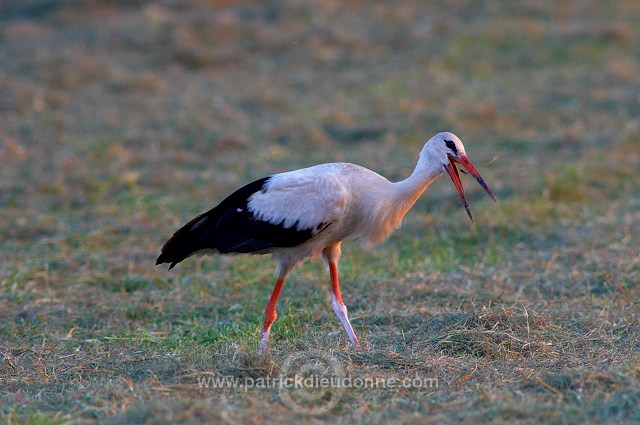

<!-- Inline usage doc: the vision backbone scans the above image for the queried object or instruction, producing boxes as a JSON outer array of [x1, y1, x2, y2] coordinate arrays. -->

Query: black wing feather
[[156, 177, 315, 269]]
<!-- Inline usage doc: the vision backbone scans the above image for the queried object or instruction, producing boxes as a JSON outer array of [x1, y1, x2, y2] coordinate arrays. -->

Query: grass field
[[1, 1, 639, 423]]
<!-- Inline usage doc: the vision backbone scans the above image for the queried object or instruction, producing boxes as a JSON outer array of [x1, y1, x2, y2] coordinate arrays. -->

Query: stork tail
[[156, 212, 216, 269]]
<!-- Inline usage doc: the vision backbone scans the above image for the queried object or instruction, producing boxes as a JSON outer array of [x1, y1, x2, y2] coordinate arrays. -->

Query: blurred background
[[2, 0, 638, 212]]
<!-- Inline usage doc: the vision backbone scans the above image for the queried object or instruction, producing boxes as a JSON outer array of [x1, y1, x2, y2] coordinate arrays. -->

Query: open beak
[[444, 154, 497, 222]]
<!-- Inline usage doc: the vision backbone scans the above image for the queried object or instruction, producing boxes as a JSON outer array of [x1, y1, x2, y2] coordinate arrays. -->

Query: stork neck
[[393, 156, 444, 202], [356, 156, 444, 246]]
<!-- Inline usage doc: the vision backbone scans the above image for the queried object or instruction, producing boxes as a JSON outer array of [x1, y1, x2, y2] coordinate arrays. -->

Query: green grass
[[1, 0, 640, 423]]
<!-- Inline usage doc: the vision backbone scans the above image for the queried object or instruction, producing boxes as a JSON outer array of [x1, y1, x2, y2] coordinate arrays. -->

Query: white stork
[[156, 132, 497, 353]]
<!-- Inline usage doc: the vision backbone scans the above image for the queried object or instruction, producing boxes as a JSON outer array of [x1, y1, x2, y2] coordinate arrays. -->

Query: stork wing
[[247, 166, 348, 233], [156, 165, 349, 268]]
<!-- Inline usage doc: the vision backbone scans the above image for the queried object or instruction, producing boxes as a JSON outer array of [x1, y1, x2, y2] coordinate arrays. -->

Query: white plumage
[[157, 132, 497, 352], [248, 164, 349, 232]]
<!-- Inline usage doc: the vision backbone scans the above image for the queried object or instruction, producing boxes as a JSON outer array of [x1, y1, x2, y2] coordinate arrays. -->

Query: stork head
[[424, 132, 497, 222]]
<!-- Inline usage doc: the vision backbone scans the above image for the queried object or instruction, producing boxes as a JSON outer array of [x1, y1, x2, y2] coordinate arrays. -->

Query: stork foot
[[258, 277, 285, 354], [258, 328, 271, 354], [332, 295, 360, 350]]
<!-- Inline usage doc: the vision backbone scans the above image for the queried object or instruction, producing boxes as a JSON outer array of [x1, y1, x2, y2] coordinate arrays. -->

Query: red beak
[[444, 154, 497, 222]]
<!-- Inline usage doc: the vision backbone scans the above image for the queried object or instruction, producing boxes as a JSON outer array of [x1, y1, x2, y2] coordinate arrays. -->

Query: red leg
[[329, 261, 360, 349], [258, 277, 285, 353]]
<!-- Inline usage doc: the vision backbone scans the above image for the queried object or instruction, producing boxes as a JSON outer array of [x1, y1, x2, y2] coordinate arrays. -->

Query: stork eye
[[445, 140, 458, 154]]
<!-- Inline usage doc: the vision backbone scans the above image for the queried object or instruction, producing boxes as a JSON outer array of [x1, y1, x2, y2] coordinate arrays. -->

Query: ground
[[0, 0, 639, 424]]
